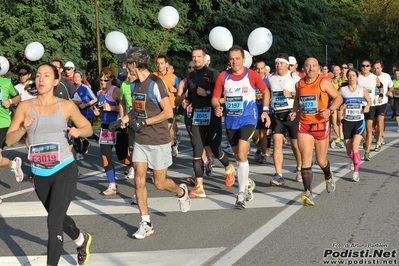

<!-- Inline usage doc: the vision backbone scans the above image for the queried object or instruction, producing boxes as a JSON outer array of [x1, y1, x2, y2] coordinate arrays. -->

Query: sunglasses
[[187, 66, 195, 69], [99, 78, 110, 82], [19, 72, 28, 76], [342, 66, 348, 69], [361, 64, 370, 68], [65, 68, 73, 71]]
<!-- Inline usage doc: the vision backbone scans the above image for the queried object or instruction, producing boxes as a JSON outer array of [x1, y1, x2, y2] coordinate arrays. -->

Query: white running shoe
[[76, 153, 84, 161], [12, 157, 24, 183], [172, 145, 178, 157], [295, 168, 303, 183], [125, 166, 135, 179], [178, 183, 191, 212], [352, 172, 360, 182], [132, 221, 154, 239]]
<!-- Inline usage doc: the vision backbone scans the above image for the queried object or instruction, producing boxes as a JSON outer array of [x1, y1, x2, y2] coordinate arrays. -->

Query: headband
[[274, 58, 289, 65]]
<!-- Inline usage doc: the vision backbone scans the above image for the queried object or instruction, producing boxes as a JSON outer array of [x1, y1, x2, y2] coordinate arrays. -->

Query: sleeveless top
[[98, 85, 119, 124], [393, 80, 399, 98], [27, 98, 74, 176], [297, 75, 329, 124], [358, 73, 376, 107], [341, 85, 364, 122]]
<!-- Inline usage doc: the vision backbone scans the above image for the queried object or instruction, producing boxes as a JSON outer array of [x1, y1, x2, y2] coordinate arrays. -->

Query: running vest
[[393, 80, 399, 98], [358, 73, 376, 106], [223, 68, 258, 129], [98, 86, 119, 124], [297, 75, 329, 124], [27, 98, 74, 176], [341, 85, 364, 121]]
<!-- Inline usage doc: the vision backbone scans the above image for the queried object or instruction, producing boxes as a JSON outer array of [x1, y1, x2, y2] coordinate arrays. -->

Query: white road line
[[211, 137, 399, 266]]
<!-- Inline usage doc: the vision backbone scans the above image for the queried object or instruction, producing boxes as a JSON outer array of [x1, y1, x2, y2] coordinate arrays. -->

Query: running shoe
[[204, 156, 213, 176], [295, 167, 303, 183], [131, 194, 137, 205], [254, 147, 261, 161], [210, 157, 216, 167], [259, 154, 267, 164], [325, 174, 335, 194], [12, 157, 23, 183], [178, 183, 191, 212], [76, 233, 92, 265], [101, 185, 119, 196], [300, 190, 314, 206], [335, 140, 344, 148], [223, 144, 234, 155], [374, 142, 381, 152], [245, 178, 256, 201], [381, 137, 385, 145], [132, 221, 154, 239], [350, 161, 354, 171], [76, 153, 84, 161], [265, 148, 271, 157], [330, 140, 336, 149], [352, 172, 360, 182], [189, 185, 206, 198], [82, 140, 90, 154], [270, 173, 285, 186], [125, 166, 135, 179], [235, 192, 246, 209], [186, 173, 197, 186], [172, 144, 178, 157], [175, 131, 182, 145], [225, 164, 235, 187], [364, 152, 371, 161]]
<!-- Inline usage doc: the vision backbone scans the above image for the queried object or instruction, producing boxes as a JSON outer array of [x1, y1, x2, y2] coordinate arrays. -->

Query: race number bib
[[394, 87, 399, 97], [99, 128, 117, 145], [344, 104, 362, 121], [132, 93, 147, 118], [192, 107, 211, 125], [28, 143, 60, 169], [272, 91, 288, 108], [225, 96, 243, 116], [299, 95, 318, 114]]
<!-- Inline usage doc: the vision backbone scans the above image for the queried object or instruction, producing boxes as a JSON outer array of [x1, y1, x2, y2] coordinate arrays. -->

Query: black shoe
[[77, 233, 92, 265]]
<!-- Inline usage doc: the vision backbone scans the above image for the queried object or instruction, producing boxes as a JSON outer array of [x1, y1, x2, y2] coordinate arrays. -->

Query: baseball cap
[[205, 54, 211, 61], [265, 65, 270, 70], [288, 56, 297, 65], [64, 61, 75, 68]]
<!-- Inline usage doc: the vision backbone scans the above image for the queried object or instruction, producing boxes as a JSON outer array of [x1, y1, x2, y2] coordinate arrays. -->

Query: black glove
[[128, 119, 147, 132], [108, 119, 124, 132]]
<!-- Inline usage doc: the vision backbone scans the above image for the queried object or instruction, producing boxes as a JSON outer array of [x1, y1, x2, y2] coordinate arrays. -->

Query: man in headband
[[267, 54, 302, 186]]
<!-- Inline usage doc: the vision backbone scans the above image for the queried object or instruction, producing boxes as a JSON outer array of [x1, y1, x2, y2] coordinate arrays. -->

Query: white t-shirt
[[15, 81, 36, 101], [375, 72, 393, 105], [267, 70, 301, 111]]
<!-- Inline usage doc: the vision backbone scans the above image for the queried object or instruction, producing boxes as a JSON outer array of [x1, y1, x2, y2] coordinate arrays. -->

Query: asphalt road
[[0, 117, 398, 266]]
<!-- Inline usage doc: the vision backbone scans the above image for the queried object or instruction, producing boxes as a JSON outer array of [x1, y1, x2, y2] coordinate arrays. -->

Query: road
[[0, 118, 398, 266]]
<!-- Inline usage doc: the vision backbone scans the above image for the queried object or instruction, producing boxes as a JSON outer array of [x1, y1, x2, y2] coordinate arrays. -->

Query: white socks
[[237, 161, 249, 192]]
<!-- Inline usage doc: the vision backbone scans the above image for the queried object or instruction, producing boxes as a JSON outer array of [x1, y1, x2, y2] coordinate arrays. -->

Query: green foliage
[[0, 0, 398, 87]]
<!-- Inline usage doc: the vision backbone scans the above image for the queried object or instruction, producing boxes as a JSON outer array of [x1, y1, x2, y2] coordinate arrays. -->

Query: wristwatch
[[329, 108, 335, 114], [206, 90, 211, 95]]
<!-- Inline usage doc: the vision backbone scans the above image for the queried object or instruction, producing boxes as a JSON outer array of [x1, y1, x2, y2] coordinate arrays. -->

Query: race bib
[[99, 128, 117, 145], [225, 96, 243, 116], [344, 104, 362, 121], [394, 87, 399, 97], [132, 93, 147, 118], [272, 91, 288, 108], [28, 143, 60, 169], [299, 95, 317, 114], [192, 107, 211, 125]]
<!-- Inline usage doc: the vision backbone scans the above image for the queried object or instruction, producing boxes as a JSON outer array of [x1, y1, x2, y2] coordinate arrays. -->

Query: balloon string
[[155, 28, 171, 62], [9, 56, 26, 73]]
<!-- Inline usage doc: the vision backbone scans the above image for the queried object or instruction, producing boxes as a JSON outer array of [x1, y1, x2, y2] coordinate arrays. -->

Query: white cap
[[205, 54, 211, 61], [64, 61, 75, 68], [265, 65, 270, 70], [288, 56, 297, 65]]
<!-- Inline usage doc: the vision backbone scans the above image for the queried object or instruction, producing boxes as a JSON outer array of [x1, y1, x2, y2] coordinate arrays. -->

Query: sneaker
[[223, 144, 234, 155], [300, 190, 314, 206], [82, 140, 90, 154], [235, 192, 246, 209], [125, 166, 135, 179], [330, 140, 336, 149], [132, 221, 154, 239], [325, 175, 335, 194], [375, 142, 381, 152], [336, 140, 344, 148], [76, 233, 92, 265], [254, 147, 261, 161], [131, 194, 137, 205], [270, 174, 285, 186], [186, 173, 197, 186], [210, 157, 216, 167], [189, 185, 206, 198], [295, 168, 303, 183], [172, 145, 178, 157], [76, 153, 84, 161], [225, 164, 235, 187], [204, 156, 213, 176], [178, 183, 191, 212], [265, 148, 271, 157], [350, 161, 354, 171], [12, 157, 23, 183], [364, 152, 371, 161], [245, 178, 256, 201], [352, 172, 360, 182], [174, 131, 182, 145], [259, 154, 267, 164], [101, 185, 118, 196], [381, 137, 385, 145]]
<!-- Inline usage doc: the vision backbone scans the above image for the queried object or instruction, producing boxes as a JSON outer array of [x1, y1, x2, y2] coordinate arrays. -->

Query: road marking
[[211, 137, 399, 266], [0, 247, 226, 266]]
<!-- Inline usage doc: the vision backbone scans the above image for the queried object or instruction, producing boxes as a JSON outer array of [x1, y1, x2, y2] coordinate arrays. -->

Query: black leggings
[[33, 161, 80, 266], [100, 126, 130, 171]]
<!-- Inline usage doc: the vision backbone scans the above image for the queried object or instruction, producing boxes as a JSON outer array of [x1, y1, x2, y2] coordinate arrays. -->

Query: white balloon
[[247, 27, 273, 56], [158, 6, 179, 29], [0, 56, 10, 76], [105, 31, 128, 54], [25, 42, 45, 61], [209, 26, 233, 52], [243, 50, 253, 68]]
